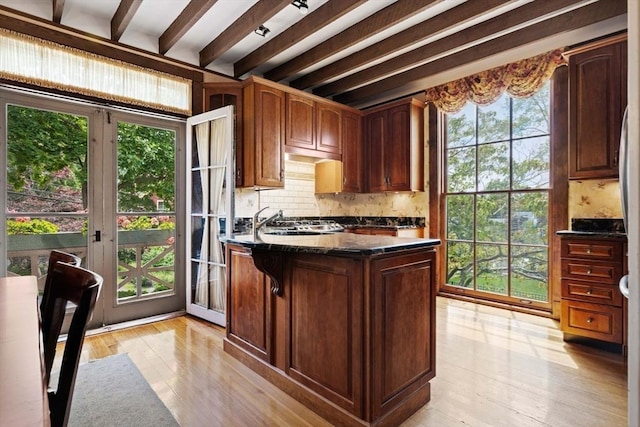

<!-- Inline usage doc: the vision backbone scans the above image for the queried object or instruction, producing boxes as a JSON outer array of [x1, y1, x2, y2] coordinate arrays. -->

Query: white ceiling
[[0, 0, 628, 107]]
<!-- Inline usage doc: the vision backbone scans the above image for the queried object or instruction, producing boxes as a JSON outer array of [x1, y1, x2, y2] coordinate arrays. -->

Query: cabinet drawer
[[560, 259, 621, 284], [561, 279, 623, 306], [561, 300, 623, 343], [561, 240, 621, 261]]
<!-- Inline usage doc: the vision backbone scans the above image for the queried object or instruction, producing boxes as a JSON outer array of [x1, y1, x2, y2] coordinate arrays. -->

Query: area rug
[[67, 353, 179, 427]]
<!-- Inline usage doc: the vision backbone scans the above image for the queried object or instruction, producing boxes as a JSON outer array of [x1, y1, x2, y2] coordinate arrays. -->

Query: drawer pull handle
[[587, 268, 592, 274], [586, 289, 593, 295], [587, 247, 592, 254], [586, 317, 594, 323]]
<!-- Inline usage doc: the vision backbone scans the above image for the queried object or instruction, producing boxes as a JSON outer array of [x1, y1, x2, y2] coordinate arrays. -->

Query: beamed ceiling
[[0, 0, 628, 108]]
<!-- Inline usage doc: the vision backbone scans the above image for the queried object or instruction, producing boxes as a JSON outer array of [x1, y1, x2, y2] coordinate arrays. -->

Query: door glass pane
[[5, 104, 88, 292], [116, 122, 176, 301]]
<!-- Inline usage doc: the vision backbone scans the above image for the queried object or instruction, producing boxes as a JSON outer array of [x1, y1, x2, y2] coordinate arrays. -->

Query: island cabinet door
[[284, 254, 364, 417], [226, 245, 272, 362], [370, 249, 436, 420]]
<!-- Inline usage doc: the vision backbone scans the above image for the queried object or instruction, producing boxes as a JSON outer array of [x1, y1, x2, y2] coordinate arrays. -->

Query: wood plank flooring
[[57, 297, 627, 426]]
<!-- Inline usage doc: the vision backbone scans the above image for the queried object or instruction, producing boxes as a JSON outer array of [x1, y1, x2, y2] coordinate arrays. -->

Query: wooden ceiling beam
[[322, 0, 591, 99], [293, 0, 510, 92], [111, 0, 142, 42], [321, 0, 590, 97], [233, 0, 366, 78], [199, 0, 290, 68], [263, 0, 442, 83], [333, 0, 626, 106], [160, 0, 218, 55], [52, 0, 65, 24]]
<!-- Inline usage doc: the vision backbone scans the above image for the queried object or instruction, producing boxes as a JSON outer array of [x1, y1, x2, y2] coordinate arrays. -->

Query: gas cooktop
[[263, 219, 344, 235]]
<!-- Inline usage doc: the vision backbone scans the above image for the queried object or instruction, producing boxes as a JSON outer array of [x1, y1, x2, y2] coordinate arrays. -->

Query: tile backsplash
[[234, 159, 428, 220], [568, 179, 622, 219]]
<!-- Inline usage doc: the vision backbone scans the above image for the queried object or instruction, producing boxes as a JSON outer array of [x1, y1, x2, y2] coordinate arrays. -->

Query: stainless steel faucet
[[253, 207, 283, 239]]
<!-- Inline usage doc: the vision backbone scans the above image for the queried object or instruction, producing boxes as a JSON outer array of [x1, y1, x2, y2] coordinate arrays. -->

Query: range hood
[[315, 160, 343, 194]]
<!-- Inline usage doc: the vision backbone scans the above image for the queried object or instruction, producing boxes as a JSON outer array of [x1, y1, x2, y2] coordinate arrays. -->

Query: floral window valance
[[424, 49, 566, 113], [0, 28, 191, 115]]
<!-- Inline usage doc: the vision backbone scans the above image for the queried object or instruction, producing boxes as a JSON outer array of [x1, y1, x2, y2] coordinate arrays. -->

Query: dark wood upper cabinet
[[285, 93, 342, 160], [243, 79, 285, 188], [205, 78, 285, 189], [316, 102, 342, 154], [341, 110, 364, 193], [364, 97, 424, 192], [285, 93, 315, 150], [567, 35, 627, 179]]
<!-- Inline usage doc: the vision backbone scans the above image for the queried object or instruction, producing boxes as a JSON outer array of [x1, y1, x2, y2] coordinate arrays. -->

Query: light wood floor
[[57, 297, 628, 426]]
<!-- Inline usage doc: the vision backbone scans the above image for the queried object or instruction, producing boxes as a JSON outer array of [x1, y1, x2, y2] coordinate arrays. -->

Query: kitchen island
[[222, 233, 440, 427]]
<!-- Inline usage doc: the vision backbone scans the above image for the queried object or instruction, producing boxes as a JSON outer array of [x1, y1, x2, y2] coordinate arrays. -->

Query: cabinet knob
[[587, 268, 592, 274], [586, 246, 592, 254], [586, 317, 594, 323], [586, 289, 593, 295]]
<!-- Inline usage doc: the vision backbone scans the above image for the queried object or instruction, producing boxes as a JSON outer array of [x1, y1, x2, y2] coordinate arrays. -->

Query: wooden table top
[[0, 275, 50, 426]]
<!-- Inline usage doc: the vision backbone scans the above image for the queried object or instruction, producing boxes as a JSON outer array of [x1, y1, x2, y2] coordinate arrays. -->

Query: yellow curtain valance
[[425, 49, 567, 113], [0, 28, 192, 115]]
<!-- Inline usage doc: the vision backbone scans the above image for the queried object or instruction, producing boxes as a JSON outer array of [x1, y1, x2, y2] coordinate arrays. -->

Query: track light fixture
[[292, 0, 308, 14], [254, 25, 270, 37]]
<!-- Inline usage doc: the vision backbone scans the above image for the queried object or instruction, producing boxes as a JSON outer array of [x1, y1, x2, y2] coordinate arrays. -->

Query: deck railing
[[7, 230, 175, 301]]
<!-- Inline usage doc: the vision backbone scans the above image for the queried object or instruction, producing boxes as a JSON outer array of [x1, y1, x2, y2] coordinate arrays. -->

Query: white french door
[[1, 88, 185, 327], [186, 106, 235, 326]]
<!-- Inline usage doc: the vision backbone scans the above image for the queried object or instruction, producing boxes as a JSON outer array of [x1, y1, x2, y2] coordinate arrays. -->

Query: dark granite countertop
[[222, 233, 440, 256], [233, 216, 426, 234], [556, 218, 627, 239], [343, 224, 423, 230], [556, 230, 627, 239]]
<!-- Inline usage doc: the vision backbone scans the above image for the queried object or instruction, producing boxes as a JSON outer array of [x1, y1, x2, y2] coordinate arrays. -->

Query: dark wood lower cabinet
[[559, 235, 627, 351], [371, 251, 435, 419], [224, 244, 437, 426], [226, 245, 271, 361], [286, 255, 363, 416]]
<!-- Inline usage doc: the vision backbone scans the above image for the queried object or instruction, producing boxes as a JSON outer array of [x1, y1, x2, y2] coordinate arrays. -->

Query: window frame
[[429, 68, 569, 317]]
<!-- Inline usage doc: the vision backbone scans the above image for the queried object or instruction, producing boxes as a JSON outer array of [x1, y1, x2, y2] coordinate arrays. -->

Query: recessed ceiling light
[[292, 0, 308, 15], [254, 25, 270, 37]]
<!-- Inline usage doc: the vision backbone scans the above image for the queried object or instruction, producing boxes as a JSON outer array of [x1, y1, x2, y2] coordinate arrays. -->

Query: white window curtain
[[194, 122, 210, 306], [194, 118, 227, 311], [0, 28, 191, 115]]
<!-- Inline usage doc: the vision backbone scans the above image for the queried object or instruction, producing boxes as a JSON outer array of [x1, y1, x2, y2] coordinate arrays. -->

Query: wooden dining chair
[[41, 261, 102, 427], [40, 250, 82, 315]]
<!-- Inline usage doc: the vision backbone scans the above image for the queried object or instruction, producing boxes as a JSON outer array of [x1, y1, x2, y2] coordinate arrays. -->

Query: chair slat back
[[40, 250, 82, 315], [41, 261, 102, 427]]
